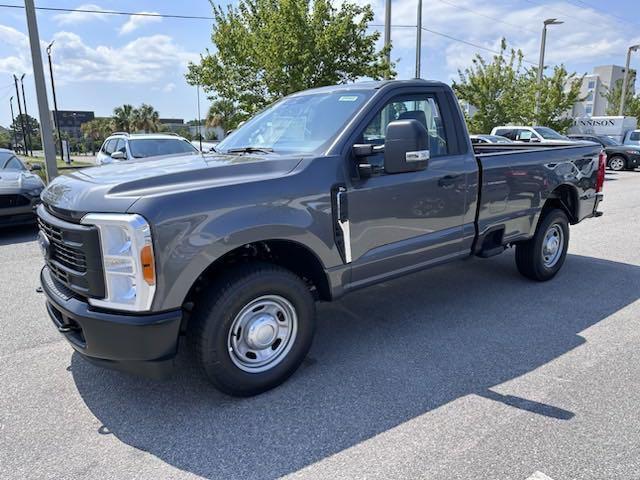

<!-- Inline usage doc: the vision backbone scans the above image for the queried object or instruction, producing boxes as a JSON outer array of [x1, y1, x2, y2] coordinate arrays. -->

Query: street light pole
[[619, 44, 639, 116], [13, 75, 28, 156], [196, 82, 202, 152], [535, 18, 563, 121], [24, 0, 57, 180], [46, 41, 64, 162], [20, 74, 33, 157], [9, 97, 17, 151], [415, 0, 422, 78], [384, 0, 391, 78]]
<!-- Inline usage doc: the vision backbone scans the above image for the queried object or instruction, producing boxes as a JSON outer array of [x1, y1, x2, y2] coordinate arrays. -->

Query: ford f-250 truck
[[37, 80, 604, 396]]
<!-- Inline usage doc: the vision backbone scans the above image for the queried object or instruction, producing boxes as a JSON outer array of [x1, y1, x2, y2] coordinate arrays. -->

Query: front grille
[[0, 194, 30, 209], [37, 217, 88, 273], [36, 204, 105, 299]]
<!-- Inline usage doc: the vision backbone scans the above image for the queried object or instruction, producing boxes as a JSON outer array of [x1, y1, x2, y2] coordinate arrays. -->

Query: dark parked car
[[37, 80, 604, 396], [0, 149, 44, 227], [568, 134, 640, 171]]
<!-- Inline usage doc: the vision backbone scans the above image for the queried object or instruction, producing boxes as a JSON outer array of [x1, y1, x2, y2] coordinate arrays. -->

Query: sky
[[0, 0, 639, 128]]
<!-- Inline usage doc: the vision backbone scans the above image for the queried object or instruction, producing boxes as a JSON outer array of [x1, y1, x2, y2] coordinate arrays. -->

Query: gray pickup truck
[[37, 80, 604, 396]]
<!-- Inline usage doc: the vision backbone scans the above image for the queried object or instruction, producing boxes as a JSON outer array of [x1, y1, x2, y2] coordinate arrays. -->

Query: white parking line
[[526, 472, 555, 480]]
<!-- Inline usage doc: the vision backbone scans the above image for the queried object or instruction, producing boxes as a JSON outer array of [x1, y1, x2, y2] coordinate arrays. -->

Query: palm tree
[[113, 104, 135, 132], [133, 104, 161, 133], [206, 99, 239, 133]]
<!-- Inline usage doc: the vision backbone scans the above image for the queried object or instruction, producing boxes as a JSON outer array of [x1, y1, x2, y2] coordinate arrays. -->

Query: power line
[[561, 0, 640, 29], [0, 3, 215, 20], [434, 0, 538, 35], [370, 24, 537, 66]]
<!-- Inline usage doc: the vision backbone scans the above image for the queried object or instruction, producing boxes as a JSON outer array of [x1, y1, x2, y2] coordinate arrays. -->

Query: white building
[[572, 65, 636, 117]]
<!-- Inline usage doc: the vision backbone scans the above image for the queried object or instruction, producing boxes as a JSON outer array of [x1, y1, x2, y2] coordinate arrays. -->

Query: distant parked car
[[97, 133, 199, 165], [470, 134, 513, 144], [491, 126, 571, 144], [568, 134, 640, 171], [0, 149, 44, 227], [623, 129, 640, 147], [191, 140, 220, 153]]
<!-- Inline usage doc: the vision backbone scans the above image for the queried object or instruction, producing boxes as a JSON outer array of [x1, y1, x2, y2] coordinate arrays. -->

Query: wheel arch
[[544, 183, 579, 225]]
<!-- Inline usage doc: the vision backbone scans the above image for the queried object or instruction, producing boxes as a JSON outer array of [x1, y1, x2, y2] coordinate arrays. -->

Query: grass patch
[[20, 156, 93, 183]]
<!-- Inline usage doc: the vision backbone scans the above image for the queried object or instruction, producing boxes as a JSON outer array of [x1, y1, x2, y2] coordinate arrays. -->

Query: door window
[[363, 95, 448, 157], [103, 139, 116, 155]]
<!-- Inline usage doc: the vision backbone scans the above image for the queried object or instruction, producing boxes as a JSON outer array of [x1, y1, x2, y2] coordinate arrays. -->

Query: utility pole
[[619, 44, 639, 116], [535, 18, 563, 122], [384, 0, 391, 78], [415, 0, 422, 78], [46, 41, 64, 162], [13, 75, 28, 156], [197, 82, 202, 152], [20, 74, 33, 157], [24, 0, 57, 181], [9, 97, 17, 151]]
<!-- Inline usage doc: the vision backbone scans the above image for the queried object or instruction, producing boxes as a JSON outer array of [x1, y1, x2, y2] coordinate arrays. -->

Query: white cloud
[[53, 4, 110, 25], [0, 25, 30, 74], [162, 82, 176, 93], [119, 12, 162, 35], [48, 31, 198, 84]]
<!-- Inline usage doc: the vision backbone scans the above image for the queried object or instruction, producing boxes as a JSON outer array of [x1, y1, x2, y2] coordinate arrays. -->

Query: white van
[[490, 126, 571, 144]]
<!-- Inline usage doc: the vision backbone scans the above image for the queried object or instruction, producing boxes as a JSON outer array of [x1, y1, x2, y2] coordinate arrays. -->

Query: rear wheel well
[[545, 185, 578, 224], [182, 240, 331, 329]]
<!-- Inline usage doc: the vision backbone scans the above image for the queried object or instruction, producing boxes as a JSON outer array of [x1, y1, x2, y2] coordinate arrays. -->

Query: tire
[[515, 209, 570, 281], [189, 262, 315, 397], [608, 156, 626, 171]]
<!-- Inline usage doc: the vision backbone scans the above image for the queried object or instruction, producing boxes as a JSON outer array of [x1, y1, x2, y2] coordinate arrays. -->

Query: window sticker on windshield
[[338, 95, 359, 102]]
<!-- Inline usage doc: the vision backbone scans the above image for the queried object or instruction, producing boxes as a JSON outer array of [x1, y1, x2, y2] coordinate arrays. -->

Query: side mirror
[[111, 151, 126, 160], [530, 137, 541, 143], [29, 163, 42, 171], [384, 119, 430, 174]]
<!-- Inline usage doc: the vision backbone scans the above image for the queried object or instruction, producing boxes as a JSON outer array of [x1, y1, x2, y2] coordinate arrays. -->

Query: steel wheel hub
[[542, 224, 563, 268], [227, 295, 298, 373]]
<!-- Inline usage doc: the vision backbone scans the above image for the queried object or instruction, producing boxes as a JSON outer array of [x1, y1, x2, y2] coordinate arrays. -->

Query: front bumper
[[41, 266, 182, 378]]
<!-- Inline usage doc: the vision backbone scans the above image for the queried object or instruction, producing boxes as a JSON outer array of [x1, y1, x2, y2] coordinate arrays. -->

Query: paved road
[[1, 171, 639, 480]]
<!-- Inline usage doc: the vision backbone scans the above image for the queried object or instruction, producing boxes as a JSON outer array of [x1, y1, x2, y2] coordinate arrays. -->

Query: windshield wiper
[[226, 146, 274, 154]]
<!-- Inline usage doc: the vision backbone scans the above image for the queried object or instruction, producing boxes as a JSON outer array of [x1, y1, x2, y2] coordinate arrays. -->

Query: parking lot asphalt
[[1, 171, 639, 480]]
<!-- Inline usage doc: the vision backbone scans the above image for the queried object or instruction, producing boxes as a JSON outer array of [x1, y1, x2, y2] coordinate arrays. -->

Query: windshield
[[0, 153, 25, 170], [599, 135, 620, 146], [128, 138, 198, 158], [533, 127, 567, 140], [216, 90, 372, 155]]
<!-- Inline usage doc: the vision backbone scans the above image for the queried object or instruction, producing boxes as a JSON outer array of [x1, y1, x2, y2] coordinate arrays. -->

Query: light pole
[[196, 82, 202, 152], [535, 18, 563, 121], [619, 44, 639, 116], [19, 74, 33, 156], [415, 0, 422, 78], [47, 41, 64, 162], [13, 74, 28, 156], [384, 0, 391, 78], [9, 96, 17, 150]]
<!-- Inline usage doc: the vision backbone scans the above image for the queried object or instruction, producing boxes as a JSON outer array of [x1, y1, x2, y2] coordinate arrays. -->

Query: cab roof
[[289, 79, 448, 96]]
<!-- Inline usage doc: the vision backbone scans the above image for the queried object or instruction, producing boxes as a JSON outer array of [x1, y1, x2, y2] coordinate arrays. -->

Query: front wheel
[[190, 263, 316, 397], [515, 209, 570, 281]]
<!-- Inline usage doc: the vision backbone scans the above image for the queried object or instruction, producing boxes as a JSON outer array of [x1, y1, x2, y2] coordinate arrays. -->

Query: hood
[[41, 152, 303, 217], [0, 170, 45, 193]]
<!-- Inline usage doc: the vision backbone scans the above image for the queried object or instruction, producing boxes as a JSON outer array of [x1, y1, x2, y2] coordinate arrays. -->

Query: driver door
[[345, 92, 471, 285]]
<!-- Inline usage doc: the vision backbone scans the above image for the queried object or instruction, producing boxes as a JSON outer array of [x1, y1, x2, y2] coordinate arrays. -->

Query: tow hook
[[58, 324, 80, 333]]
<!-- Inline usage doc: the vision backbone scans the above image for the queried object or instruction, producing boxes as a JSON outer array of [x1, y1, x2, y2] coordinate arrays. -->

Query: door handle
[[438, 174, 461, 188]]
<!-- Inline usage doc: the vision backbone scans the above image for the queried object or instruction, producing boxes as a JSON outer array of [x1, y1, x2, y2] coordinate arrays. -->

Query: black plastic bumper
[[41, 266, 182, 378]]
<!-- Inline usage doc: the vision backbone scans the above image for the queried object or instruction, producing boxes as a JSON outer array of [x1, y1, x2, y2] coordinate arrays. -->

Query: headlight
[[625, 150, 640, 155], [28, 187, 43, 197], [81, 213, 156, 312]]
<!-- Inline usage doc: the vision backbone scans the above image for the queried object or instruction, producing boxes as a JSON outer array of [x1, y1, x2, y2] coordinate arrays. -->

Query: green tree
[[81, 118, 114, 153], [602, 77, 640, 117], [133, 103, 161, 133], [10, 114, 40, 153], [524, 66, 584, 132], [452, 39, 525, 134], [453, 39, 584, 134], [187, 0, 393, 118], [0, 128, 11, 149], [113, 104, 136, 132]]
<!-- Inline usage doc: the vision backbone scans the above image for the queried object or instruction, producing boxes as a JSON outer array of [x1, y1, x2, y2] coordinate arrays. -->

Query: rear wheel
[[190, 262, 315, 397], [515, 209, 569, 281], [608, 156, 626, 171]]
